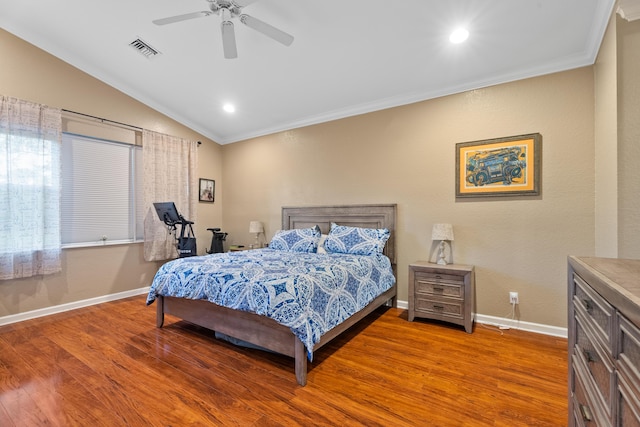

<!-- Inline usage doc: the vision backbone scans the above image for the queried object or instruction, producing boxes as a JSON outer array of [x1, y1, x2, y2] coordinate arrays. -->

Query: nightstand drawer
[[415, 280, 463, 299], [415, 271, 464, 285], [415, 297, 463, 319]]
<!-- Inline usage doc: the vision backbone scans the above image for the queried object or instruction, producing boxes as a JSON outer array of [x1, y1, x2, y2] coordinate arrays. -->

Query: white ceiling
[[0, 0, 616, 144]]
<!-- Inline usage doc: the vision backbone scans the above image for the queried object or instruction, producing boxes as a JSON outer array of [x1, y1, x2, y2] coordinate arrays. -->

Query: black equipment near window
[[153, 202, 197, 257]]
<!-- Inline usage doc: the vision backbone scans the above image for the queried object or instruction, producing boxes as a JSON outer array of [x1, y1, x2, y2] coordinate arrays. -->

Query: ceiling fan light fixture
[[223, 103, 236, 113], [449, 28, 469, 44]]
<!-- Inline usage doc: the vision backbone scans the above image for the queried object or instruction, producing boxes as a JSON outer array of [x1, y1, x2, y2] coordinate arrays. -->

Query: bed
[[147, 204, 397, 386]]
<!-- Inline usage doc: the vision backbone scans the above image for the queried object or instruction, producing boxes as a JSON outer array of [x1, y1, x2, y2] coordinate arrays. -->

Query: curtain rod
[[62, 109, 202, 145], [62, 108, 143, 131]]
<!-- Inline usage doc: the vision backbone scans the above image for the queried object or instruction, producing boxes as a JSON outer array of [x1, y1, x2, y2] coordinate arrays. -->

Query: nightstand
[[408, 261, 475, 333]]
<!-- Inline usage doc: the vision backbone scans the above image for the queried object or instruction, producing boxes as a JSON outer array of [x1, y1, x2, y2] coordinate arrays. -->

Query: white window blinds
[[61, 133, 143, 246]]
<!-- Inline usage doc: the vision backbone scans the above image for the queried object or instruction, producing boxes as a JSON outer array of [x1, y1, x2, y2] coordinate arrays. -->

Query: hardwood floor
[[0, 296, 568, 426]]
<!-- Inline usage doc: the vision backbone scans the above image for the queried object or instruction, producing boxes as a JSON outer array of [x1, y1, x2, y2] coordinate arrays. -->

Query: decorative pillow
[[268, 226, 321, 253], [316, 234, 328, 254], [324, 223, 390, 256]]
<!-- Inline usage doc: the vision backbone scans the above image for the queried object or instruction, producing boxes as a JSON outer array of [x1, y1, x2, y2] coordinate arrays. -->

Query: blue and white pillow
[[269, 225, 321, 253], [324, 223, 390, 256]]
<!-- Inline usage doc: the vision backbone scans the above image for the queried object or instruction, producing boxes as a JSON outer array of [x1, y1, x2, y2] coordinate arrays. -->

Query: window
[[61, 133, 143, 247]]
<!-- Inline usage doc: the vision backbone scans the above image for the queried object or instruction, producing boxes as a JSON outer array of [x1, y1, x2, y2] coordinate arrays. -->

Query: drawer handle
[[582, 299, 593, 313], [579, 403, 592, 422], [583, 349, 598, 363], [434, 275, 442, 280], [433, 287, 444, 293], [433, 305, 444, 310]]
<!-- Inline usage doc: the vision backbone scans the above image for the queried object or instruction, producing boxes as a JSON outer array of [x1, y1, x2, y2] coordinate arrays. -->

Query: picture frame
[[455, 133, 541, 198], [199, 178, 215, 203]]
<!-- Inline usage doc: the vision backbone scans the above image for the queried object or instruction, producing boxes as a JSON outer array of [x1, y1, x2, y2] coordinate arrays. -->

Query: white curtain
[[0, 96, 62, 280], [143, 130, 197, 261]]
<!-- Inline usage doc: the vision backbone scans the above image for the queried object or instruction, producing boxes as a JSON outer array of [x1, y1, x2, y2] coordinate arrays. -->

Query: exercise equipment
[[206, 228, 227, 254], [153, 202, 197, 257]]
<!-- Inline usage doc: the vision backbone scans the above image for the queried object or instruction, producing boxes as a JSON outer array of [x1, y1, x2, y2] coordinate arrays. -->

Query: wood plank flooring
[[0, 296, 568, 426]]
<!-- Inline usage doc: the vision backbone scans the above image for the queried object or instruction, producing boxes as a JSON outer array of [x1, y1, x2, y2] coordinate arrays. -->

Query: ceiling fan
[[153, 0, 294, 59]]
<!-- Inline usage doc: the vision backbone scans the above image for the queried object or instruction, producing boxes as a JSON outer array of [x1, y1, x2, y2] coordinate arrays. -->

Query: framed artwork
[[199, 178, 215, 203], [455, 133, 541, 198]]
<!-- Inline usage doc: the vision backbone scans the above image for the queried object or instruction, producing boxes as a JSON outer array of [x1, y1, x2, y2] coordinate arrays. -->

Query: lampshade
[[249, 221, 264, 234], [431, 223, 454, 241]]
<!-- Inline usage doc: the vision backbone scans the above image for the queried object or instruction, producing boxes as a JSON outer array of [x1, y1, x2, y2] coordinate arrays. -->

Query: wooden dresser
[[568, 256, 640, 427], [408, 262, 475, 333]]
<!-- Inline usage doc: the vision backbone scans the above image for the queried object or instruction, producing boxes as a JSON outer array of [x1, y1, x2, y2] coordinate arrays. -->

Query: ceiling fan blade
[[239, 14, 294, 46], [233, 0, 260, 6], [221, 21, 238, 59], [153, 11, 213, 26]]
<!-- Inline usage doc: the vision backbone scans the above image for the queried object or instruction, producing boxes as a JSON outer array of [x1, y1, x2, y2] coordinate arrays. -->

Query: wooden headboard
[[281, 204, 397, 266]]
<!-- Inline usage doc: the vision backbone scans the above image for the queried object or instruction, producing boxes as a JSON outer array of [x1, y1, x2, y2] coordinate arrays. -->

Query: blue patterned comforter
[[146, 248, 395, 357]]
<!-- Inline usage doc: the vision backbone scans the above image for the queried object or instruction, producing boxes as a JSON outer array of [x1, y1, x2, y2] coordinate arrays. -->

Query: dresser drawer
[[619, 314, 640, 384], [575, 310, 614, 414], [415, 297, 463, 319], [618, 373, 640, 427], [415, 279, 463, 299], [572, 356, 610, 426], [573, 273, 614, 352]]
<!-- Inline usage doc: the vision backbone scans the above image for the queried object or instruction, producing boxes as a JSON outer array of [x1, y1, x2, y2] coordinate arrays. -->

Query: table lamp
[[249, 221, 264, 248], [432, 223, 454, 265]]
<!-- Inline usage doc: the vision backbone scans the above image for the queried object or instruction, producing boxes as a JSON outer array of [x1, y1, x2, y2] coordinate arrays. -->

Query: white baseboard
[[395, 299, 567, 338], [474, 313, 567, 338], [396, 299, 409, 310], [0, 287, 150, 326]]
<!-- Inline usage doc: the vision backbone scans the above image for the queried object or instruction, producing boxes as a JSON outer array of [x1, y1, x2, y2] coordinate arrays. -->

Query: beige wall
[[618, 16, 640, 259], [0, 29, 223, 316], [222, 68, 596, 328], [595, 13, 619, 258]]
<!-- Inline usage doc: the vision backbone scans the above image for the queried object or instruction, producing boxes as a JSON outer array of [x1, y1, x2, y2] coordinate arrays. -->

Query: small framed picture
[[455, 133, 541, 198], [199, 178, 215, 203]]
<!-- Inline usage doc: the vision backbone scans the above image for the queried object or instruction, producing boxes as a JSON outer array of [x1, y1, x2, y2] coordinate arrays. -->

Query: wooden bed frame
[[155, 204, 397, 386]]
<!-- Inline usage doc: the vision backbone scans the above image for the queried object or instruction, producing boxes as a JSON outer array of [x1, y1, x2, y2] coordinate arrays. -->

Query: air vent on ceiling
[[129, 38, 161, 58]]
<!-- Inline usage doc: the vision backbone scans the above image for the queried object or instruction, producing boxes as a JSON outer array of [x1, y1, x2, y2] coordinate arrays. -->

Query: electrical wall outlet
[[509, 291, 519, 304]]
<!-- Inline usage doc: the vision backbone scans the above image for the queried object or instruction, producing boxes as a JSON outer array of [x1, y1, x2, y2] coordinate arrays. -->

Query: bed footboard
[[153, 283, 395, 386], [155, 295, 310, 385]]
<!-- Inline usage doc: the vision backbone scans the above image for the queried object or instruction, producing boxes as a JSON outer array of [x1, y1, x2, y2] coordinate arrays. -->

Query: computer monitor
[[153, 202, 181, 225]]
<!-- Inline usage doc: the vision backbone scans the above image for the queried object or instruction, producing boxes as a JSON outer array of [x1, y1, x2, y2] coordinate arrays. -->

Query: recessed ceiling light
[[449, 28, 469, 44], [223, 103, 235, 113]]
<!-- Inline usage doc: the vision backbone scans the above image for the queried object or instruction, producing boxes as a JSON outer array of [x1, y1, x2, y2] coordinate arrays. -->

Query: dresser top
[[569, 256, 640, 327]]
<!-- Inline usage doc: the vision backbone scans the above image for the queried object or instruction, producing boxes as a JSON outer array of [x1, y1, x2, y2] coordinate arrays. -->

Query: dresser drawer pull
[[433, 305, 444, 310], [582, 299, 593, 313], [582, 349, 598, 363], [579, 403, 592, 422], [433, 287, 444, 293]]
